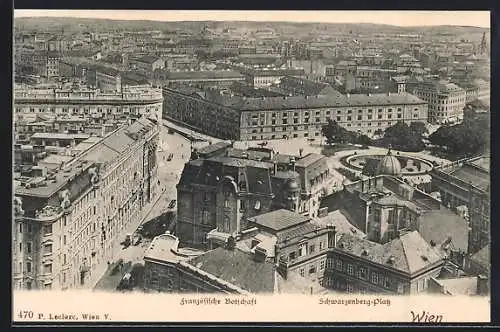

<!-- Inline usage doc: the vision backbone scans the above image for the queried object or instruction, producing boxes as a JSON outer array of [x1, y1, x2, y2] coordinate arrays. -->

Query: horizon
[[14, 10, 491, 29]]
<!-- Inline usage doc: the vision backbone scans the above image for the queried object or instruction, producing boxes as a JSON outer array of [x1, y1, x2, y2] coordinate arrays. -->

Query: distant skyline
[[14, 10, 490, 28]]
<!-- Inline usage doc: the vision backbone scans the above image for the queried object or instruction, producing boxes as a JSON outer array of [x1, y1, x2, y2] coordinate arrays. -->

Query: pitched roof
[[336, 230, 443, 275], [418, 207, 469, 253], [249, 209, 310, 232], [187, 247, 276, 293], [312, 210, 366, 239]]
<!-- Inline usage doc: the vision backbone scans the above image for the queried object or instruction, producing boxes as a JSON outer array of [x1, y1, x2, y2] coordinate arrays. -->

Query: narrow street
[[93, 125, 191, 291]]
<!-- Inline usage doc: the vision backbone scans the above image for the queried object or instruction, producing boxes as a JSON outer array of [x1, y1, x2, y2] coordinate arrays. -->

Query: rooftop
[[312, 210, 366, 239], [163, 70, 245, 80], [438, 276, 480, 296], [336, 230, 444, 275], [144, 233, 187, 263], [187, 247, 277, 293], [249, 209, 310, 232], [470, 244, 490, 270], [30, 132, 91, 140]]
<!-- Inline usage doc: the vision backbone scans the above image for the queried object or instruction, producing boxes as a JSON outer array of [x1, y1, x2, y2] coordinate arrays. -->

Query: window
[[27, 224, 32, 233], [298, 243, 306, 257], [309, 264, 317, 274], [336, 116, 341, 121], [180, 279, 188, 291], [44, 224, 52, 235], [357, 115, 362, 120], [320, 260, 325, 270], [319, 242, 324, 250], [224, 200, 230, 208], [309, 244, 315, 254], [371, 272, 379, 284], [44, 243, 53, 255], [289, 251, 296, 260], [43, 263, 52, 274], [347, 283, 354, 293], [326, 258, 333, 269], [300, 268, 305, 277], [347, 264, 354, 275], [347, 116, 352, 121], [63, 236, 66, 245], [26, 242, 32, 254], [63, 254, 67, 265], [26, 262, 32, 273], [384, 277, 391, 288], [336, 259, 343, 271], [19, 224, 22, 233]]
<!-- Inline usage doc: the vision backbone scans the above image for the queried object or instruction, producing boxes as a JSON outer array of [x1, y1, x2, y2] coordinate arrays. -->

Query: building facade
[[176, 143, 332, 248], [430, 156, 490, 254], [323, 230, 445, 294], [14, 85, 163, 126], [414, 80, 466, 124], [12, 117, 160, 290], [163, 86, 428, 141]]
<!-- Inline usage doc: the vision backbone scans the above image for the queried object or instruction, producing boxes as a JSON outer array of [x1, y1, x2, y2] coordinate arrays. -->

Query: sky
[[14, 10, 490, 28]]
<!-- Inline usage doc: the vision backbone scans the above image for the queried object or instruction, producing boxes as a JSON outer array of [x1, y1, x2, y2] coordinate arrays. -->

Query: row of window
[[250, 107, 421, 119], [326, 257, 394, 289]]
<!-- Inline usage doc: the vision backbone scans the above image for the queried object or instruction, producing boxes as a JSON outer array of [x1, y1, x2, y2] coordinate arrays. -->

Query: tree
[[321, 119, 372, 146], [381, 121, 426, 152], [428, 115, 490, 158]]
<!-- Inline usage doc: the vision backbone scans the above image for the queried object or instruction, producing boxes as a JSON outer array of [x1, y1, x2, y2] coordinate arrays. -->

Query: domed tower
[[376, 146, 402, 177]]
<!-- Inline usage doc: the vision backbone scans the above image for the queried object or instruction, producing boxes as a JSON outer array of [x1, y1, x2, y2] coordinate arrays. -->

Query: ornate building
[[12, 117, 160, 290], [176, 143, 333, 248], [320, 175, 469, 256]]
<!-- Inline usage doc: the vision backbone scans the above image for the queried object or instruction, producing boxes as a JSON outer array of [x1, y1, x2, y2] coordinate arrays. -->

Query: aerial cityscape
[[12, 11, 490, 298]]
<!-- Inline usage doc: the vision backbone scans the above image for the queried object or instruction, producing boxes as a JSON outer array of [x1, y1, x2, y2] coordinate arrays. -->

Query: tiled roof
[[418, 207, 469, 253], [222, 92, 426, 111], [336, 230, 443, 275], [296, 153, 325, 167], [250, 209, 310, 232], [448, 164, 490, 191], [187, 247, 276, 293], [312, 210, 366, 239]]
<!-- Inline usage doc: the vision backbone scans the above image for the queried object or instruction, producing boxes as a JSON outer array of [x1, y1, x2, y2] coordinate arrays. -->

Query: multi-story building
[[451, 78, 490, 104], [95, 66, 122, 93], [46, 52, 62, 78], [163, 85, 428, 140], [143, 231, 324, 294], [176, 143, 333, 248], [430, 155, 490, 254], [156, 70, 246, 88], [243, 68, 306, 87], [413, 79, 466, 124], [12, 117, 160, 290], [323, 229, 445, 294], [132, 55, 165, 73], [321, 172, 469, 257], [14, 85, 163, 126]]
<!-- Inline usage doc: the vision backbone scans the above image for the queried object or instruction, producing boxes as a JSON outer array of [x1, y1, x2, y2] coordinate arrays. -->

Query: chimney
[[477, 275, 489, 295], [318, 207, 329, 218], [327, 225, 337, 248], [253, 246, 267, 262]]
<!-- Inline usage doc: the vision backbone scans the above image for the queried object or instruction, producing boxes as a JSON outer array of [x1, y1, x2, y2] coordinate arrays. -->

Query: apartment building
[[413, 79, 466, 124], [163, 85, 428, 141], [14, 85, 163, 126], [12, 117, 160, 290]]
